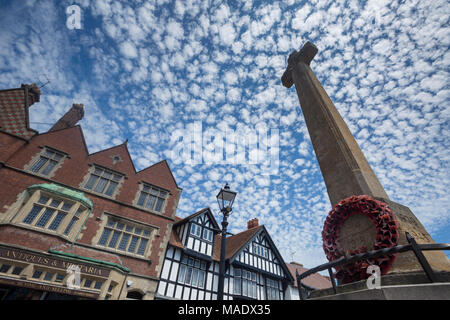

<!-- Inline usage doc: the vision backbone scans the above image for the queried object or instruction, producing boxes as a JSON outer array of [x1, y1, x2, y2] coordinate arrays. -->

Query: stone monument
[[281, 41, 450, 288]]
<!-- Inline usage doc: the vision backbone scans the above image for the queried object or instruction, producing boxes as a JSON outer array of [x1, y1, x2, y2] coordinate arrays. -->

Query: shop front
[[0, 244, 129, 300]]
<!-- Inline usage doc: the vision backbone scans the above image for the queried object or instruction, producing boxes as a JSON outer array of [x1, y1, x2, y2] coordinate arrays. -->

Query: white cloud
[[119, 41, 138, 59], [218, 23, 236, 46]]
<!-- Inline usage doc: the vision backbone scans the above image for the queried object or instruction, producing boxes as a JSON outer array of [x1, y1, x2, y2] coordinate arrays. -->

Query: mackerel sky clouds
[[0, 0, 449, 267]]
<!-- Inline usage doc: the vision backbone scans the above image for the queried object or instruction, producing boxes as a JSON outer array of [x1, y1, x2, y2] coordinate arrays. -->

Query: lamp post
[[216, 183, 237, 300]]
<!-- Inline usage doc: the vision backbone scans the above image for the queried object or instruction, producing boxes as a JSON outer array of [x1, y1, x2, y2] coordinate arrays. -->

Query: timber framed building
[[156, 209, 295, 300]]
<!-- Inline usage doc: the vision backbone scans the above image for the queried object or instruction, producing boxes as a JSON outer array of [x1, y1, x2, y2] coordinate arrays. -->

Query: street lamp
[[216, 183, 237, 300]]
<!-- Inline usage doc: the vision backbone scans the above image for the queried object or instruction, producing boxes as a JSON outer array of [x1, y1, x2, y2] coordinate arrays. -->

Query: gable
[[88, 143, 136, 177], [137, 160, 180, 192], [173, 209, 219, 258], [35, 125, 89, 155], [5, 125, 88, 170], [186, 209, 220, 230], [229, 227, 293, 282]]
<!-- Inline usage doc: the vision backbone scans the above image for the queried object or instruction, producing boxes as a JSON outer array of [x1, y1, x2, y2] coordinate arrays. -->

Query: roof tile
[[286, 262, 332, 289]]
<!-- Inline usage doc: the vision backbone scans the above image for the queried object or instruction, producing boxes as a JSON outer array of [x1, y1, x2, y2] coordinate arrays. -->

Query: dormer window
[[84, 166, 123, 197], [189, 223, 213, 242], [27, 147, 66, 177], [136, 184, 168, 213]]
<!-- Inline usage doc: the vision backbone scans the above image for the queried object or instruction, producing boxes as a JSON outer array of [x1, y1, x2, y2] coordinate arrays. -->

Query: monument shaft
[[283, 42, 388, 207], [283, 42, 450, 274]]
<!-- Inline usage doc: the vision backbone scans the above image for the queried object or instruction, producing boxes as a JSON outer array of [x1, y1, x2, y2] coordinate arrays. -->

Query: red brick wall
[[0, 132, 27, 163], [4, 126, 180, 219], [0, 122, 181, 279]]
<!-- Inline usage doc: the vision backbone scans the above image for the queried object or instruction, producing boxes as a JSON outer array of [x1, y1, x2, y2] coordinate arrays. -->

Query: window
[[21, 194, 87, 235], [253, 244, 268, 258], [11, 266, 23, 275], [83, 279, 93, 288], [0, 264, 11, 273], [202, 228, 213, 242], [29, 148, 65, 176], [63, 206, 84, 235], [31, 267, 105, 289], [266, 278, 281, 300], [233, 268, 257, 299], [43, 272, 55, 281], [190, 223, 201, 238], [126, 291, 143, 300], [177, 256, 207, 288], [13, 185, 92, 240], [32, 270, 43, 279], [97, 216, 152, 256], [84, 166, 123, 196], [136, 184, 168, 213], [55, 273, 65, 283], [94, 281, 103, 290], [105, 282, 117, 300]]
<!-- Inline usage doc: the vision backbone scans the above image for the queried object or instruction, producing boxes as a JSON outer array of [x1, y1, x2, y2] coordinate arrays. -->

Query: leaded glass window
[[266, 278, 282, 300], [233, 268, 258, 299], [84, 166, 123, 196], [136, 184, 168, 213], [30, 148, 65, 176], [97, 216, 152, 256], [177, 256, 207, 288], [21, 194, 84, 235]]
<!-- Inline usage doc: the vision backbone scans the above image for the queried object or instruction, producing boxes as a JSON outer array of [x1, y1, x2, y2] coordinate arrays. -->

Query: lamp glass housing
[[216, 184, 237, 213]]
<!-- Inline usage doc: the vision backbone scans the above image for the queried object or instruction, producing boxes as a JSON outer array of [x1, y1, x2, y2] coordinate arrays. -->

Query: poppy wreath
[[322, 195, 399, 284]]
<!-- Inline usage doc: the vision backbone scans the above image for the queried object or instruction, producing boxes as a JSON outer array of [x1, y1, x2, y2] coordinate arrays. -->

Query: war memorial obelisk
[[282, 42, 449, 296]]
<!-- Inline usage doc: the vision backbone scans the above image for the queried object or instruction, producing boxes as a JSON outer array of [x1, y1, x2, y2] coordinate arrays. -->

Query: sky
[[0, 0, 449, 267]]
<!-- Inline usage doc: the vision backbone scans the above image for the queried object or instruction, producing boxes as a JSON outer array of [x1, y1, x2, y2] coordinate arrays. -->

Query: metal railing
[[296, 232, 450, 300]]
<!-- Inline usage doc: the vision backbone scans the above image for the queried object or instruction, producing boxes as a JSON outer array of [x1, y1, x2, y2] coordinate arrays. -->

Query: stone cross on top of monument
[[281, 41, 389, 207], [282, 41, 318, 88], [282, 41, 450, 276]]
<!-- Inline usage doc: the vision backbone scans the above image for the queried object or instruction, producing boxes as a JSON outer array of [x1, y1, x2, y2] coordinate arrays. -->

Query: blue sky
[[0, 0, 449, 266]]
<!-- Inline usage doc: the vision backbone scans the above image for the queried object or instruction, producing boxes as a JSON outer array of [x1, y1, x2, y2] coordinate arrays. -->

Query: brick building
[[0, 84, 182, 300]]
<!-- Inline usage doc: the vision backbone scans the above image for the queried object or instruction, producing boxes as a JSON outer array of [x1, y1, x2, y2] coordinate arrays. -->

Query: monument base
[[309, 283, 450, 300], [308, 271, 450, 300], [376, 198, 450, 273]]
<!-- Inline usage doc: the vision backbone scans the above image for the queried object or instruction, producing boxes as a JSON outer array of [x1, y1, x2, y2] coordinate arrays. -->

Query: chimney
[[21, 83, 41, 107], [247, 218, 259, 229], [49, 103, 84, 132]]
